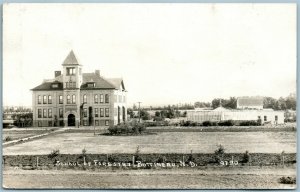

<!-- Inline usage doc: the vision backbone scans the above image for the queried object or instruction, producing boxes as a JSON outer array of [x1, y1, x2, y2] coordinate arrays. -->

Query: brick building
[[31, 51, 127, 127]]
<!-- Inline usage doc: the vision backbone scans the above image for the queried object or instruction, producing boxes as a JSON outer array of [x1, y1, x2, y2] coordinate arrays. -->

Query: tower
[[62, 50, 82, 127]]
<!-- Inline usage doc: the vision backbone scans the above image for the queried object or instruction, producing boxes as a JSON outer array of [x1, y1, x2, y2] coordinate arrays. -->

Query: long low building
[[187, 106, 284, 124]]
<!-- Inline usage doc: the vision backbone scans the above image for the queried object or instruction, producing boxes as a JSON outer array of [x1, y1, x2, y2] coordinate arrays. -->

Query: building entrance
[[68, 114, 76, 126]]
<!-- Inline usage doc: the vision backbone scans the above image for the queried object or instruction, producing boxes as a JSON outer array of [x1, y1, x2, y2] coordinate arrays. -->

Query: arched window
[[83, 94, 87, 103], [72, 95, 76, 104], [67, 95, 71, 104]]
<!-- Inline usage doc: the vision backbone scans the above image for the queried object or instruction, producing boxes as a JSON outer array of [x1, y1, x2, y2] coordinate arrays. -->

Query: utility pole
[[138, 102, 142, 123]]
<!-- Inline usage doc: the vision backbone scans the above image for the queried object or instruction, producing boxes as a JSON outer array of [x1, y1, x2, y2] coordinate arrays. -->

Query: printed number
[[220, 161, 238, 166]]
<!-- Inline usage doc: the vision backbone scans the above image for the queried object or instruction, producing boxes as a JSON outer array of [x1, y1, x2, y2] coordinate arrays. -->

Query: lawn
[[3, 166, 296, 189], [2, 128, 58, 142], [3, 131, 296, 155]]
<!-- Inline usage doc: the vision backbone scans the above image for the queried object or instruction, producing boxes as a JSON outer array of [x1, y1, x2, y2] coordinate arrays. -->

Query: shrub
[[4, 136, 12, 142], [108, 123, 146, 135], [218, 120, 234, 126], [214, 145, 225, 163], [239, 121, 259, 126], [157, 155, 167, 163], [242, 150, 250, 163], [48, 149, 60, 159], [82, 148, 87, 156], [279, 176, 296, 184], [187, 153, 195, 162], [108, 126, 118, 135], [202, 121, 214, 126]]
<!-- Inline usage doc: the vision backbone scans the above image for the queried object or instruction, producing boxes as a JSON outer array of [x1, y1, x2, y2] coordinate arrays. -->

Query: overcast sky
[[3, 3, 296, 107]]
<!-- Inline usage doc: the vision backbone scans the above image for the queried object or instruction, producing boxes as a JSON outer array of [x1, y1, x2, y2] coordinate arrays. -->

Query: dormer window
[[52, 83, 59, 88], [87, 83, 95, 88], [66, 67, 76, 75]]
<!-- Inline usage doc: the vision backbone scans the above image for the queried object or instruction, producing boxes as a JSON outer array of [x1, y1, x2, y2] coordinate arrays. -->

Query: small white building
[[187, 106, 284, 125]]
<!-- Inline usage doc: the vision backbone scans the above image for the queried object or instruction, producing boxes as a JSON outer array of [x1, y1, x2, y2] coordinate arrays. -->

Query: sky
[[3, 3, 296, 107]]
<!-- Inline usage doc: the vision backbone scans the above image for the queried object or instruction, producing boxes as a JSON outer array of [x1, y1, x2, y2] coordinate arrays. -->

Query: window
[[38, 109, 42, 118], [258, 116, 261, 120], [95, 120, 99, 126], [67, 95, 71, 104], [275, 115, 278, 121], [38, 95, 42, 104], [83, 120, 88, 126], [52, 84, 58, 88], [48, 95, 52, 104], [66, 67, 75, 75], [100, 108, 104, 117], [59, 108, 63, 118], [83, 108, 87, 117], [105, 108, 109, 117], [48, 109, 52, 118], [105, 120, 109, 126], [59, 95, 63, 104], [94, 95, 98, 103], [43, 109, 47, 118], [105, 94, 109, 103], [48, 121, 52, 127], [95, 108, 99, 117], [83, 94, 87, 103], [87, 83, 95, 88], [43, 95, 47, 104], [72, 95, 76, 104], [100, 94, 104, 103], [264, 116, 267, 121]]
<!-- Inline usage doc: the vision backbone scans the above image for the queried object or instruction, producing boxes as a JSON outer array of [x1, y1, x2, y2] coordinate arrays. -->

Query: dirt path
[[3, 167, 296, 189]]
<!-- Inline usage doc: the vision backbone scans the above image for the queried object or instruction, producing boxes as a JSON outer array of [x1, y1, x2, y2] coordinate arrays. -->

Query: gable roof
[[107, 78, 125, 90], [80, 73, 118, 90], [214, 106, 229, 111], [31, 80, 63, 91], [237, 96, 263, 107], [62, 50, 80, 65]]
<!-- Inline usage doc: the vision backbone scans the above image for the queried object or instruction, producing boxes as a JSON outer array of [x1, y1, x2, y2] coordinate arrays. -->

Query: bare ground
[[3, 166, 296, 189]]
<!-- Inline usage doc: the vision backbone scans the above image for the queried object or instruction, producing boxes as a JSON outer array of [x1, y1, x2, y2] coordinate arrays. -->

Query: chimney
[[95, 70, 100, 76], [55, 71, 61, 77]]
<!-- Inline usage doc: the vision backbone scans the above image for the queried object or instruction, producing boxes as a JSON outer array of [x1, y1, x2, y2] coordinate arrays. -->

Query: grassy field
[[3, 131, 296, 155], [3, 166, 296, 189], [2, 128, 59, 142]]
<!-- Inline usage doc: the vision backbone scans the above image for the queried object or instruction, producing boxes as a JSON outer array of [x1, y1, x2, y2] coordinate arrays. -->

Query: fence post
[[36, 157, 39, 168], [132, 155, 135, 165]]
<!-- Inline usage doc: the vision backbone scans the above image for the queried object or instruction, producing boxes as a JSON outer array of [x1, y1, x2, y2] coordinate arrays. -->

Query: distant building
[[187, 104, 284, 125], [31, 50, 127, 127], [237, 96, 264, 110]]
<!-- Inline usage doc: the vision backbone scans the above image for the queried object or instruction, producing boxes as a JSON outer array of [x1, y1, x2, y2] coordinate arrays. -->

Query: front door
[[68, 114, 76, 126]]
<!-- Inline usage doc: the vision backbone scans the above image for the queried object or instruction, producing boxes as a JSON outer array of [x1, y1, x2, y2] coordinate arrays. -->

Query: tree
[[140, 109, 150, 120], [194, 102, 211, 108], [285, 96, 296, 110], [224, 97, 237, 109], [263, 97, 277, 109], [127, 108, 135, 118]]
